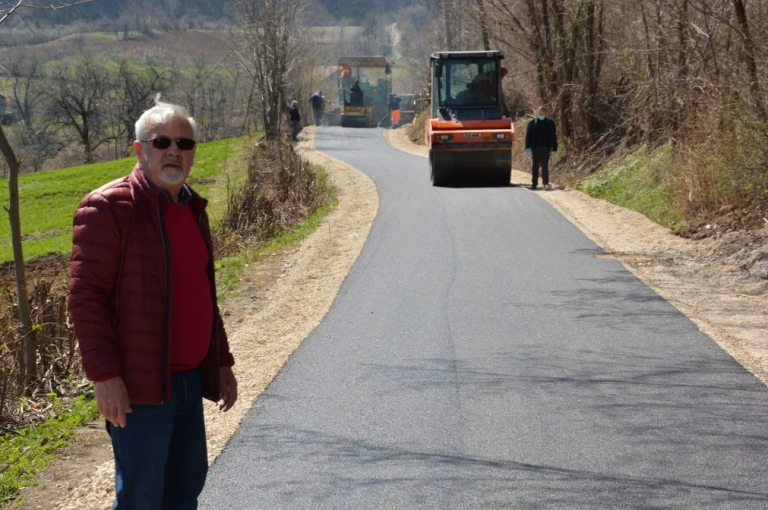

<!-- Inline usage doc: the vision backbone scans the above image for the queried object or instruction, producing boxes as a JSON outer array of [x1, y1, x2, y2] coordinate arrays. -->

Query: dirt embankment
[[384, 126, 768, 387], [14, 127, 379, 510]]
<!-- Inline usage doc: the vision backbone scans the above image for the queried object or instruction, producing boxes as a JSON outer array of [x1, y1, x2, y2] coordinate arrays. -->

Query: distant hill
[[314, 0, 417, 22], [18, 0, 418, 24], [17, 0, 232, 22]]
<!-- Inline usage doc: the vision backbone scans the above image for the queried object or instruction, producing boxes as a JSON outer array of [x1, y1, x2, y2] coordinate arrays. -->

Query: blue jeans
[[107, 369, 208, 510]]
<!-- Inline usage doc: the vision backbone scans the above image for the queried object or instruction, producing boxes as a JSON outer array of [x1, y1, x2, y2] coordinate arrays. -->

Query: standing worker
[[525, 106, 558, 190], [288, 100, 301, 141], [349, 80, 363, 106], [69, 97, 238, 510], [309, 89, 323, 126], [388, 93, 402, 129]]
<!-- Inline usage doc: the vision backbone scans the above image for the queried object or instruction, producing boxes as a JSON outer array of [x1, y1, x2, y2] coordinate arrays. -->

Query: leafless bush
[[0, 280, 84, 427], [672, 109, 768, 225], [215, 139, 330, 258]]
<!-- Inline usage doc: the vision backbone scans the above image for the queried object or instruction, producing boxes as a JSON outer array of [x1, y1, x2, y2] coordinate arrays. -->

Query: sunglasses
[[140, 137, 197, 151]]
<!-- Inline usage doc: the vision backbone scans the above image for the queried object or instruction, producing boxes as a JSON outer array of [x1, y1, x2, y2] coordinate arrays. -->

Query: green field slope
[[0, 136, 250, 263]]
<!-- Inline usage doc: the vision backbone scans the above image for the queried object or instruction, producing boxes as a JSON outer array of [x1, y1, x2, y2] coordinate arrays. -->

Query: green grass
[[0, 136, 253, 263], [575, 143, 683, 230], [204, 137, 253, 226], [0, 397, 98, 505], [216, 176, 339, 298]]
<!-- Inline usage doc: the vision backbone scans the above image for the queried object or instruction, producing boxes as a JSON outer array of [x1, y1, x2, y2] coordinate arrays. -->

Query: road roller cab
[[426, 51, 514, 186]]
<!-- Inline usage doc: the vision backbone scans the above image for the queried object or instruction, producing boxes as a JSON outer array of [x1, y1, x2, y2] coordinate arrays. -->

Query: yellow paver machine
[[337, 56, 392, 128]]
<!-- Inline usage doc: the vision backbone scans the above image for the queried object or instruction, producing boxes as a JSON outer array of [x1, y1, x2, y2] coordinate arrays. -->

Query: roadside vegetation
[[214, 140, 337, 296], [407, 111, 428, 146], [575, 145, 683, 231]]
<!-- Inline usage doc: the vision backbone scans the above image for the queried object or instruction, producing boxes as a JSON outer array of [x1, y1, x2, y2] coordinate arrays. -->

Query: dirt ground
[[12, 126, 380, 510], [383, 127, 768, 387], [0, 255, 70, 307]]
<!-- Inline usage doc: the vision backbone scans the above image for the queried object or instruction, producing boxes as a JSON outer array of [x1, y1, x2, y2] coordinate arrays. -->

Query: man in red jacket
[[69, 98, 237, 510]]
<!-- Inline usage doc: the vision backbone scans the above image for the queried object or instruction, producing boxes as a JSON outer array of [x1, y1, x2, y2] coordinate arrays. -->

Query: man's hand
[[219, 366, 238, 412], [95, 377, 132, 428]]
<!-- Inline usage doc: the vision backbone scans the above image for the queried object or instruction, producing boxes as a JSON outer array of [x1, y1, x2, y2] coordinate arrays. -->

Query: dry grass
[[0, 281, 85, 429], [215, 139, 330, 258], [407, 110, 429, 146], [671, 117, 768, 233]]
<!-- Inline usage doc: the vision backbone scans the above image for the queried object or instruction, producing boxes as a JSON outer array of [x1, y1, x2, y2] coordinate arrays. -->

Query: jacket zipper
[[158, 202, 170, 401], [198, 214, 218, 354]]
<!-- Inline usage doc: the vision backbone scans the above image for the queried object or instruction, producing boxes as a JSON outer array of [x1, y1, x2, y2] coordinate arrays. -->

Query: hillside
[[13, 0, 421, 24], [0, 137, 244, 262]]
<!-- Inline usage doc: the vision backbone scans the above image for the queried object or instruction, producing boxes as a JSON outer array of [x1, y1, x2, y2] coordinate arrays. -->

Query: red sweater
[[164, 202, 214, 372]]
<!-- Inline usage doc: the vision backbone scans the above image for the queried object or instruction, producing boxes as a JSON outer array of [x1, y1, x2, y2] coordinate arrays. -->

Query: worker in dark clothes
[[525, 106, 558, 190], [388, 94, 402, 128], [309, 90, 323, 126], [288, 100, 301, 141], [349, 80, 363, 106]]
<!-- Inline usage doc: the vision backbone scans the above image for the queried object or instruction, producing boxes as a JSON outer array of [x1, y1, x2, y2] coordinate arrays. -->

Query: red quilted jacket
[[69, 164, 235, 404]]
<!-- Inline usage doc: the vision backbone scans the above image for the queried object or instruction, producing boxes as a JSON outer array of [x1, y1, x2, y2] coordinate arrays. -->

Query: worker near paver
[[349, 80, 363, 106], [69, 97, 237, 510], [289, 100, 301, 141], [388, 93, 402, 129], [309, 89, 323, 126], [525, 106, 558, 190]]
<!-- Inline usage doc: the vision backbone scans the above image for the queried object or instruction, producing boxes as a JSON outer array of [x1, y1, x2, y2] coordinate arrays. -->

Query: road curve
[[201, 127, 768, 509]]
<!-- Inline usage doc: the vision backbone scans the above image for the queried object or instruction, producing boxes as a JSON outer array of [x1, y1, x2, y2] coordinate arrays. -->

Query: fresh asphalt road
[[201, 128, 768, 509]]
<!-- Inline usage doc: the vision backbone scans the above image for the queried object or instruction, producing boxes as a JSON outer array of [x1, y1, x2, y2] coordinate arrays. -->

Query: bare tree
[[5, 124, 63, 173], [2, 53, 44, 130], [45, 53, 113, 164], [116, 58, 169, 143], [0, 54, 63, 171], [442, 0, 454, 50], [233, 0, 310, 140], [732, 0, 767, 125], [476, 0, 491, 51]]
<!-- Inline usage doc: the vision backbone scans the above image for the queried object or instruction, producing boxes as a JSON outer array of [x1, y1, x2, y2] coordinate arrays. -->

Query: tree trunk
[[443, 0, 454, 50], [676, 0, 690, 80], [476, 0, 491, 51], [732, 0, 767, 125], [640, 3, 655, 79], [0, 125, 36, 394]]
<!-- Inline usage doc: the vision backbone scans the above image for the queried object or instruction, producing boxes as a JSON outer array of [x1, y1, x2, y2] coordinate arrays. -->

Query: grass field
[[0, 135, 253, 263]]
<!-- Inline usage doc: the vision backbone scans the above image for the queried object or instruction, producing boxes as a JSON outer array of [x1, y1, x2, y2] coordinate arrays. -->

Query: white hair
[[135, 94, 197, 141]]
